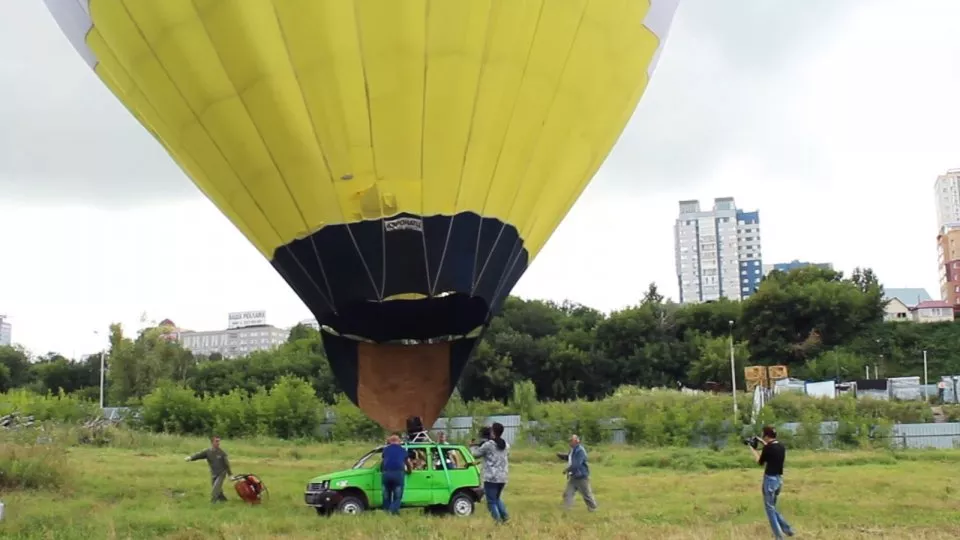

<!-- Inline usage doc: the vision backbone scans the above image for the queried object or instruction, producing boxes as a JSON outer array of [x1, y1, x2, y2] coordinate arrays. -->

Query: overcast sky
[[3, 0, 959, 357]]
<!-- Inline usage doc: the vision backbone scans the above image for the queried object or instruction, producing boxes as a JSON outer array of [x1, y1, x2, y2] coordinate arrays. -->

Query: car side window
[[437, 446, 467, 470], [427, 447, 442, 470], [408, 448, 429, 471]]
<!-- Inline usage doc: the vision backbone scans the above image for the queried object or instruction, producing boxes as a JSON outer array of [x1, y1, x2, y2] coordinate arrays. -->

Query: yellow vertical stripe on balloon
[[478, 0, 588, 226], [355, 0, 426, 217], [87, 0, 289, 253], [90, 36, 275, 258], [271, 0, 377, 222], [506, 0, 630, 246], [89, 29, 273, 257], [455, 0, 543, 215], [190, 0, 341, 234], [524, 2, 661, 259], [421, 0, 491, 217]]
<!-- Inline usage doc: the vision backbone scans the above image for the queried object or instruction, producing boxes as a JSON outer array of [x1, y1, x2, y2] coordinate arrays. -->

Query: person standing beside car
[[184, 435, 232, 503], [380, 433, 410, 515], [562, 434, 597, 512], [748, 425, 794, 539], [470, 422, 510, 524]]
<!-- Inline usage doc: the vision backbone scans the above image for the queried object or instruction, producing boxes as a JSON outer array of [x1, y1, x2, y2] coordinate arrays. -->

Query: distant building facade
[[674, 197, 763, 303], [937, 224, 960, 310], [178, 311, 288, 358], [911, 300, 955, 323], [762, 260, 833, 276], [934, 168, 960, 229], [883, 298, 911, 322], [0, 315, 10, 346]]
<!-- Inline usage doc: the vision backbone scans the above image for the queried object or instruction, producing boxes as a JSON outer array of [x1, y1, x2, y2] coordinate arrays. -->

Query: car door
[[439, 447, 478, 497], [427, 446, 454, 505], [400, 446, 432, 506]]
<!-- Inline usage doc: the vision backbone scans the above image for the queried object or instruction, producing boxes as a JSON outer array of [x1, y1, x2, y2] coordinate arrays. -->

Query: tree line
[[2, 266, 959, 406]]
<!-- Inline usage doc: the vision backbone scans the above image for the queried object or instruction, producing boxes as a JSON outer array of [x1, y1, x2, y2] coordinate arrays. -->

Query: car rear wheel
[[337, 496, 365, 515], [448, 492, 475, 517]]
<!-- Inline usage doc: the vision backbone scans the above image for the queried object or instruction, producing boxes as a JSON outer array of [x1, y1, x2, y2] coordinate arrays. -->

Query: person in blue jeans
[[470, 422, 510, 523], [380, 434, 411, 515], [749, 425, 794, 539]]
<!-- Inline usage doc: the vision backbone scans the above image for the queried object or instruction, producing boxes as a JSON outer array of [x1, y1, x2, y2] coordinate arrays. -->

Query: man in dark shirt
[[380, 434, 411, 515], [185, 435, 232, 503], [749, 426, 794, 539]]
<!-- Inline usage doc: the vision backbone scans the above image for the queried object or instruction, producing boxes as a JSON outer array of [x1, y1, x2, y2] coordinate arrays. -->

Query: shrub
[[327, 394, 384, 442], [254, 375, 322, 439], [0, 388, 96, 423], [141, 382, 211, 435], [0, 442, 71, 491]]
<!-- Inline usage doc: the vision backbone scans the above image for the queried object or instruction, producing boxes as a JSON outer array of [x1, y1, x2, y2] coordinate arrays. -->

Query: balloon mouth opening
[[314, 292, 492, 345]]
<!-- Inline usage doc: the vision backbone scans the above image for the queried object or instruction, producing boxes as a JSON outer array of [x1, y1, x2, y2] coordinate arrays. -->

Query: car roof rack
[[406, 430, 433, 443]]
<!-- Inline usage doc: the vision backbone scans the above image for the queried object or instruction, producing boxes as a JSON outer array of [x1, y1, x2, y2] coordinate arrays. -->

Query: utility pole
[[729, 320, 738, 424], [923, 350, 929, 400], [94, 330, 106, 409]]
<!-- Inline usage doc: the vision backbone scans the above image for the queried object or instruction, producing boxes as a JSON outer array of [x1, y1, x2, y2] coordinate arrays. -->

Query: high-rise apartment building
[[0, 314, 11, 346], [674, 198, 763, 304], [935, 169, 960, 229], [937, 224, 960, 310]]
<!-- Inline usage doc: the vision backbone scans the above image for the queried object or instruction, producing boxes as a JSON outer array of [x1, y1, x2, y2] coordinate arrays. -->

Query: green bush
[[0, 388, 96, 422], [0, 442, 71, 490], [139, 376, 324, 440]]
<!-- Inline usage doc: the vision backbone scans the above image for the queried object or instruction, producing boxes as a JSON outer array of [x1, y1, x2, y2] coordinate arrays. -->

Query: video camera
[[478, 426, 492, 441], [742, 435, 763, 449]]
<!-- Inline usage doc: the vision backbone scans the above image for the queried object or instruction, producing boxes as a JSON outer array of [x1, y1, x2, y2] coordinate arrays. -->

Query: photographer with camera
[[470, 423, 510, 524], [746, 426, 794, 539]]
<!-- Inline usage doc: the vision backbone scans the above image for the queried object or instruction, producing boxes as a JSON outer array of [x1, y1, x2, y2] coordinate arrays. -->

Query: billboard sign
[[228, 310, 266, 329]]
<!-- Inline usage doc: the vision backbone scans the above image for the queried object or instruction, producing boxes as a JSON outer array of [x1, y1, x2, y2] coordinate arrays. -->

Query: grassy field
[[1, 432, 959, 539]]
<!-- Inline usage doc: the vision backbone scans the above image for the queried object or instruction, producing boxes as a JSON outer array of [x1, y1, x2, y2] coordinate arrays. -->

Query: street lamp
[[729, 320, 738, 423]]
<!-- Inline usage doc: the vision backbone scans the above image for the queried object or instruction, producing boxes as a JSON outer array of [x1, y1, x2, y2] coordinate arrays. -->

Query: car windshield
[[352, 448, 383, 470]]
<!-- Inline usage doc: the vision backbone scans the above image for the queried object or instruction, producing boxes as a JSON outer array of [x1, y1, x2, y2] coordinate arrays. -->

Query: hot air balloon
[[43, 0, 679, 431]]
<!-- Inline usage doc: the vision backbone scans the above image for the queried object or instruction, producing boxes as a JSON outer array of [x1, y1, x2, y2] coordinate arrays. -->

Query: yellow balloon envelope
[[44, 0, 679, 430]]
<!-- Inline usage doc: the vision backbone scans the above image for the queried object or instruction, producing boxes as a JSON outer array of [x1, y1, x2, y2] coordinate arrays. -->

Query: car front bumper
[[304, 489, 343, 511]]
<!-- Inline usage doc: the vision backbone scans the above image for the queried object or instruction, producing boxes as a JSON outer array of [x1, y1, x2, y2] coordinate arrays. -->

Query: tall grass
[[0, 381, 945, 448], [0, 442, 71, 491]]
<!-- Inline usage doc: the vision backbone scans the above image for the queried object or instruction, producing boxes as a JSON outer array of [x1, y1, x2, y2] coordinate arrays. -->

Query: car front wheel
[[337, 496, 366, 515], [448, 492, 475, 517]]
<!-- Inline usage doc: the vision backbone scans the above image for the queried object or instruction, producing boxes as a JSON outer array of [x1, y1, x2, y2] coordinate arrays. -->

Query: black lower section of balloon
[[321, 332, 481, 406], [271, 211, 529, 342], [271, 211, 529, 410]]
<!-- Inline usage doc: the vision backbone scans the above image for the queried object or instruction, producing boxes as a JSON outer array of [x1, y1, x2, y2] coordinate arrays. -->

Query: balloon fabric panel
[[42, 0, 678, 428]]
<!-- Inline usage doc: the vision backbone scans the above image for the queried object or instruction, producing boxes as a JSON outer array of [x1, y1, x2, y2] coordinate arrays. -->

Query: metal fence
[[778, 421, 960, 450], [350, 415, 960, 450]]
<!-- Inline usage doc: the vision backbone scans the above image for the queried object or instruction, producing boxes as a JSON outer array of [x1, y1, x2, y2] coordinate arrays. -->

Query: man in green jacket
[[185, 435, 233, 503]]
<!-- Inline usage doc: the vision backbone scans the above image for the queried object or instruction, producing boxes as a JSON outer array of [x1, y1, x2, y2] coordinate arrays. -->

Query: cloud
[[596, 0, 864, 195], [1, 0, 861, 208], [0, 2, 202, 207]]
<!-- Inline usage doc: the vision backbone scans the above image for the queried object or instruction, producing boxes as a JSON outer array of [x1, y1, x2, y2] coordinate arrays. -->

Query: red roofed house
[[910, 300, 955, 323]]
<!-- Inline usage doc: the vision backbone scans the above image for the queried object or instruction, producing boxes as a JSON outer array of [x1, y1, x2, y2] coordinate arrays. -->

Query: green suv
[[304, 441, 484, 516]]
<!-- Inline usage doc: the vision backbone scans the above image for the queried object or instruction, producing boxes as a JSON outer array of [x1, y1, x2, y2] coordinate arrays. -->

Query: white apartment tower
[[0, 314, 11, 346], [674, 198, 763, 304], [935, 169, 960, 229]]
